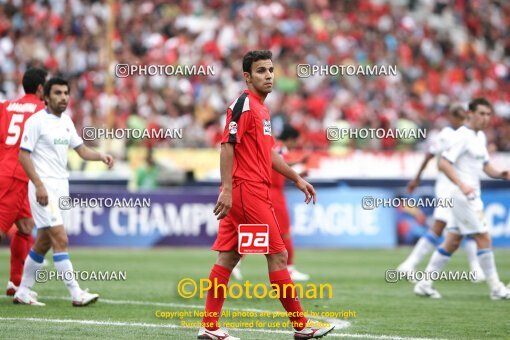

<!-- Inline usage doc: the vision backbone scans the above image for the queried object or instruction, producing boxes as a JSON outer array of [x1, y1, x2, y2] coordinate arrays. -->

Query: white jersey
[[442, 126, 489, 191], [20, 109, 83, 179], [427, 126, 456, 195]]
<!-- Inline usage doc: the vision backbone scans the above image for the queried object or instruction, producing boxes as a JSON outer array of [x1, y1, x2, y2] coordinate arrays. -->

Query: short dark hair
[[448, 103, 465, 118], [242, 50, 272, 73], [44, 77, 69, 97], [468, 98, 492, 112], [279, 124, 300, 141], [22, 68, 47, 94]]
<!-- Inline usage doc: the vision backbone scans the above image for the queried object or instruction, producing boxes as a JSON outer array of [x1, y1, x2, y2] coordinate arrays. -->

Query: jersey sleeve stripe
[[73, 142, 83, 150], [20, 147, 32, 153], [228, 92, 249, 144]]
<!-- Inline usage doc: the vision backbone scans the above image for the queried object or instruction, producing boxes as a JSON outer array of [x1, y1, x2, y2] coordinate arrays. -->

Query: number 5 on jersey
[[5, 113, 24, 145]]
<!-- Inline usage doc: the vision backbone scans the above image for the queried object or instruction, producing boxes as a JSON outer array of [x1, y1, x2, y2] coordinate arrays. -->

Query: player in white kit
[[14, 78, 114, 306], [398, 105, 484, 282], [414, 98, 510, 300]]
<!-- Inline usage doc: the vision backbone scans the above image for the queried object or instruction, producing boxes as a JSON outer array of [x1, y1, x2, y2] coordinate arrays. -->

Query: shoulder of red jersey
[[4, 96, 45, 115], [228, 92, 251, 114]]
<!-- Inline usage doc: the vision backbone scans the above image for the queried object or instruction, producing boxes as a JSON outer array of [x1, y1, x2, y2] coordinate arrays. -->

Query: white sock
[[464, 237, 482, 271], [405, 232, 438, 268], [18, 249, 45, 295], [477, 249, 501, 291], [53, 252, 82, 299], [422, 247, 451, 285]]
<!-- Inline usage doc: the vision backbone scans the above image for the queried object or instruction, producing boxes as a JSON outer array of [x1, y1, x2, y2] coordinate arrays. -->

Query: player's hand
[[214, 189, 232, 220], [460, 182, 475, 199], [407, 178, 419, 193], [101, 154, 114, 169], [35, 183, 48, 206], [295, 177, 316, 204]]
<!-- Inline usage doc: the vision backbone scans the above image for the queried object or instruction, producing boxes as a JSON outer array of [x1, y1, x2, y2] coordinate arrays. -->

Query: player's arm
[[438, 157, 474, 197], [19, 149, 48, 206], [407, 153, 434, 193], [74, 144, 114, 169], [214, 143, 234, 220], [272, 149, 315, 204], [483, 162, 510, 180]]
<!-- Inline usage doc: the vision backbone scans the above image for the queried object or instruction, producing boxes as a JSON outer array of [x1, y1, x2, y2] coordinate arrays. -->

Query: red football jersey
[[221, 90, 275, 186], [0, 94, 45, 182]]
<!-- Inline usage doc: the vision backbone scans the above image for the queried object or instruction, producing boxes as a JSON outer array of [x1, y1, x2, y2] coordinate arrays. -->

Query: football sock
[[423, 247, 451, 284], [464, 237, 482, 272], [10, 231, 31, 286], [269, 268, 307, 331], [202, 264, 231, 331], [53, 252, 82, 300], [18, 249, 45, 295], [477, 249, 501, 291], [404, 231, 438, 268]]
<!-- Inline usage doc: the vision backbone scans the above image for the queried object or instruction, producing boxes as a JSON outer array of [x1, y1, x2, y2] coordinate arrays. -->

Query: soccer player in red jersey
[[0, 68, 49, 296], [271, 125, 311, 281], [197, 51, 334, 340]]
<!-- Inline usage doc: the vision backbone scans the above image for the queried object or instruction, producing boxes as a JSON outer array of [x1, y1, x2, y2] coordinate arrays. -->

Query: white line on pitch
[[0, 317, 444, 340]]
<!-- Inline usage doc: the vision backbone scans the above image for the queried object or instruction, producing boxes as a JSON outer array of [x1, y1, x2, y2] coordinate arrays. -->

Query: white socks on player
[[53, 252, 82, 300], [465, 237, 483, 272], [477, 249, 501, 291], [405, 232, 438, 268], [18, 249, 45, 295], [422, 247, 451, 285]]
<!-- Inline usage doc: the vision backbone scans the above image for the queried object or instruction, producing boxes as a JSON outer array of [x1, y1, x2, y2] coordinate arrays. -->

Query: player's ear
[[243, 71, 252, 84]]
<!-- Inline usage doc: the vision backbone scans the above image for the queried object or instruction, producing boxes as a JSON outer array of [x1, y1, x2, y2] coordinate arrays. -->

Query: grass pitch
[[0, 248, 509, 339]]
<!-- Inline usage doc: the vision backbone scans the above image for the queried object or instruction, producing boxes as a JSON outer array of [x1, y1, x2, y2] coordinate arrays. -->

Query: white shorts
[[28, 178, 69, 228], [433, 204, 452, 225], [433, 181, 455, 225], [447, 188, 487, 235]]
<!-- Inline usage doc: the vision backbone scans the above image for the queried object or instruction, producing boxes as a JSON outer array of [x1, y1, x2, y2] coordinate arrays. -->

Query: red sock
[[202, 264, 231, 331], [283, 237, 294, 266], [269, 268, 307, 331], [10, 231, 31, 286]]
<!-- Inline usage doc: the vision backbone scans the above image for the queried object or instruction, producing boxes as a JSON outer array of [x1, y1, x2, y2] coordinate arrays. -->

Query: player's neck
[[46, 107, 63, 117], [247, 86, 267, 103], [466, 122, 480, 132]]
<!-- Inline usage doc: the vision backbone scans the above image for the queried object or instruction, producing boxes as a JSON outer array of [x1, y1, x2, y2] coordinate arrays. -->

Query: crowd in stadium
[[0, 0, 509, 153]]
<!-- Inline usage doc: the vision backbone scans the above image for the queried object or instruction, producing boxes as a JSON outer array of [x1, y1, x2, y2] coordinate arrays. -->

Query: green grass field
[[0, 248, 509, 339]]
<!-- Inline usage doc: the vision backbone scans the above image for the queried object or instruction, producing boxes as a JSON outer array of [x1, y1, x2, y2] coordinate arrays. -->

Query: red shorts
[[0, 176, 32, 233], [212, 181, 286, 254], [271, 188, 290, 234]]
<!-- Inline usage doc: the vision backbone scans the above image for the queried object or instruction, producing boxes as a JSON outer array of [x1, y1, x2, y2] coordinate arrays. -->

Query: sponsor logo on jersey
[[54, 138, 70, 145], [263, 119, 271, 136], [229, 121, 237, 134]]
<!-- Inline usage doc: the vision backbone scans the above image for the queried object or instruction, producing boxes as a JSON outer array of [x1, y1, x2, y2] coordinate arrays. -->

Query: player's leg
[[200, 250, 241, 333], [471, 232, 510, 300], [14, 228, 52, 305], [274, 191, 310, 281], [398, 219, 445, 273], [46, 224, 98, 306], [9, 217, 35, 290], [199, 184, 243, 339], [464, 235, 485, 282], [263, 192, 333, 339], [414, 231, 462, 298]]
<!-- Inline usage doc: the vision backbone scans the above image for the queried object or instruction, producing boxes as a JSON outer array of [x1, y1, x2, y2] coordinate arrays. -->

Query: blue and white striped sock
[[18, 249, 45, 295], [53, 252, 81, 299]]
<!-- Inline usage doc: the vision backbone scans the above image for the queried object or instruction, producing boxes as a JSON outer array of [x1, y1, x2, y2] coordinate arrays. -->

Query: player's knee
[[268, 250, 288, 268], [216, 251, 241, 270], [51, 234, 69, 251]]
